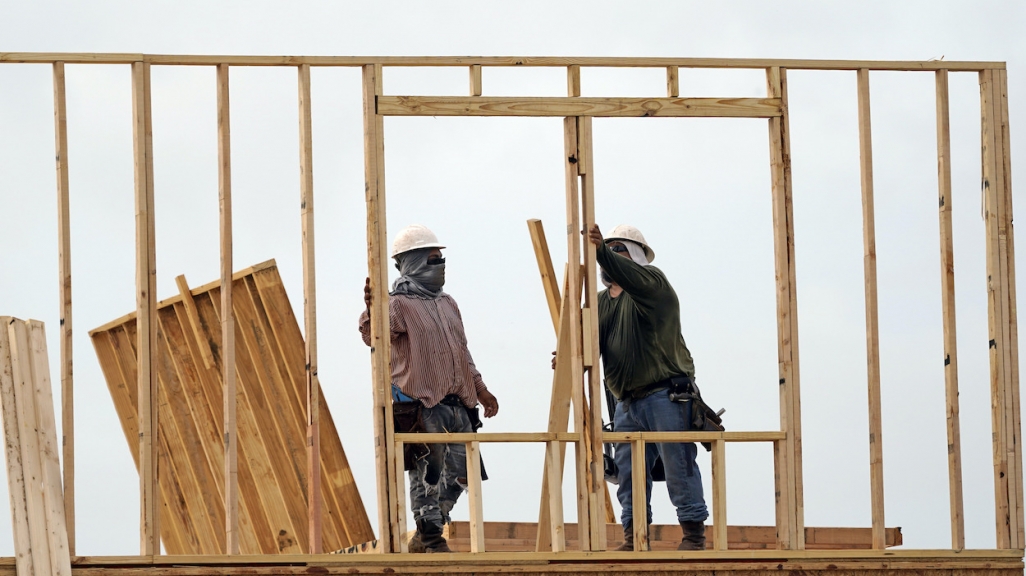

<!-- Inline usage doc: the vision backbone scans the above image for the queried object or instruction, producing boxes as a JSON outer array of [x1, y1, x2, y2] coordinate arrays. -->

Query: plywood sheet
[[89, 260, 374, 554]]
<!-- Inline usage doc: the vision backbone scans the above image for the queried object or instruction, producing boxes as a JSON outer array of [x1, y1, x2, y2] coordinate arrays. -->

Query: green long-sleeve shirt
[[596, 243, 695, 400]]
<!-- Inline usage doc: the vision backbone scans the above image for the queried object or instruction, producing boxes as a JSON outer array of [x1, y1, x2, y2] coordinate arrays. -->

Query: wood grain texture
[[934, 69, 965, 551], [0, 319, 34, 576], [469, 64, 482, 96], [466, 441, 485, 553], [631, 439, 648, 552], [131, 60, 160, 556], [52, 61, 75, 557], [712, 440, 727, 551], [447, 521, 902, 551], [857, 68, 886, 551], [297, 62, 323, 554], [89, 262, 373, 555], [0, 52, 1005, 70], [765, 67, 803, 549], [997, 69, 1025, 548], [376, 96, 781, 118]]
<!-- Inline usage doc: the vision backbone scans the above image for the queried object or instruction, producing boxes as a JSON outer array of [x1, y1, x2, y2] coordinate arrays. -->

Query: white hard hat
[[605, 224, 655, 263], [391, 224, 446, 258]]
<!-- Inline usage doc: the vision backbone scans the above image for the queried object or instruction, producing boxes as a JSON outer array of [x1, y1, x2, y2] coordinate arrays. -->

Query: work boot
[[407, 530, 426, 553], [612, 525, 634, 551], [678, 521, 707, 550], [416, 518, 451, 553]]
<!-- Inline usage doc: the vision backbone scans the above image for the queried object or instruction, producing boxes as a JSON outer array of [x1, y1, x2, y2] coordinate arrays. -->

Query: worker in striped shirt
[[359, 224, 499, 554]]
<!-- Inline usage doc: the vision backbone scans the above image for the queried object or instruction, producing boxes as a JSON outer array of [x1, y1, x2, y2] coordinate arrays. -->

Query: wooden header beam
[[0, 52, 1005, 70], [376, 96, 781, 118]]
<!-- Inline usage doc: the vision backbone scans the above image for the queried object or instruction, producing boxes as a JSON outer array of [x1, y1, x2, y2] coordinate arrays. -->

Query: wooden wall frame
[[0, 53, 1020, 561]]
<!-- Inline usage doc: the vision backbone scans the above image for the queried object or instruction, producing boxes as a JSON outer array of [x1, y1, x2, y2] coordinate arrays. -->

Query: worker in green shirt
[[586, 223, 709, 551]]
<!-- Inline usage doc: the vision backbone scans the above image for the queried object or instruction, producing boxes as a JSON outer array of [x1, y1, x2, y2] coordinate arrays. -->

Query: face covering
[[600, 240, 650, 289], [391, 249, 446, 299]]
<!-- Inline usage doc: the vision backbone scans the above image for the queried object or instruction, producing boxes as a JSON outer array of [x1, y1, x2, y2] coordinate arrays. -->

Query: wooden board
[[447, 521, 903, 551], [88, 261, 374, 555], [0, 318, 72, 576], [0, 53, 1005, 71], [376, 96, 782, 118]]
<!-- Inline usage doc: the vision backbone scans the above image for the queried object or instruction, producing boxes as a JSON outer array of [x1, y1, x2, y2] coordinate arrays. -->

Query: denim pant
[[409, 402, 472, 528], [613, 390, 709, 527]]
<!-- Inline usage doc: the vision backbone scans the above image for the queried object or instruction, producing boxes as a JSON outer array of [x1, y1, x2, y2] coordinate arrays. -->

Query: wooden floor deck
[[0, 550, 1019, 576]]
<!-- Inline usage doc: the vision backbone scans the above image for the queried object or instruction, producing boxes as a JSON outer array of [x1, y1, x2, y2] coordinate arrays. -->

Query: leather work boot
[[612, 525, 634, 551], [416, 518, 451, 553], [407, 530, 426, 553], [678, 521, 707, 550]]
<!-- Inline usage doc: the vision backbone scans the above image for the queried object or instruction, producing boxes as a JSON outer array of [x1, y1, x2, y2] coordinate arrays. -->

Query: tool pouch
[[668, 376, 725, 452], [392, 400, 428, 471]]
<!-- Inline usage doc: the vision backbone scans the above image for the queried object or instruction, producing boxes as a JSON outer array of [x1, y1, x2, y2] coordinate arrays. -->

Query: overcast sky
[[1, 0, 1025, 555]]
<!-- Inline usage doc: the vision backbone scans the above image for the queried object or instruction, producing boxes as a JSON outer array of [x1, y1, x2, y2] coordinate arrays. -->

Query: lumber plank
[[26, 321, 72, 575], [216, 62, 241, 555], [466, 441, 485, 553], [469, 64, 482, 96], [0, 319, 35, 576], [563, 114, 591, 551], [376, 96, 782, 118], [395, 433, 580, 443], [526, 220, 561, 332], [297, 62, 323, 554], [0, 52, 1006, 70], [131, 60, 160, 556], [934, 69, 965, 551], [577, 115, 612, 538], [631, 439, 648, 551], [780, 68, 805, 550], [174, 275, 214, 370], [666, 66, 679, 97], [535, 271, 574, 552], [567, 65, 580, 98], [363, 63, 400, 552], [712, 440, 727, 551], [52, 61, 75, 557], [998, 68, 1025, 548], [857, 68, 886, 550], [766, 66, 802, 550], [980, 70, 1011, 549], [603, 431, 783, 442], [544, 441, 566, 552], [8, 320, 55, 575]]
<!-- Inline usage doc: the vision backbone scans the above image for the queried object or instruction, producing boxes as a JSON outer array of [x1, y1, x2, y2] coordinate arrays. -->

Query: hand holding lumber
[[584, 224, 603, 248], [364, 277, 372, 311], [551, 350, 556, 370], [479, 389, 499, 418]]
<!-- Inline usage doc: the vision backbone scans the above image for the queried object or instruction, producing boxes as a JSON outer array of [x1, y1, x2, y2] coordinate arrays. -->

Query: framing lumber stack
[[88, 260, 374, 555], [0, 317, 71, 576]]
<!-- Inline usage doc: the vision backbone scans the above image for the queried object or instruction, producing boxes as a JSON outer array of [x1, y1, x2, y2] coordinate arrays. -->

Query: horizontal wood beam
[[0, 53, 1005, 70], [394, 432, 580, 443], [377, 96, 781, 117], [603, 431, 786, 442], [57, 547, 1026, 566]]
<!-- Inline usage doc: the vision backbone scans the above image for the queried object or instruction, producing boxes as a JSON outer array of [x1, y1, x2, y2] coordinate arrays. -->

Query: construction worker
[[359, 224, 499, 554], [585, 223, 708, 551]]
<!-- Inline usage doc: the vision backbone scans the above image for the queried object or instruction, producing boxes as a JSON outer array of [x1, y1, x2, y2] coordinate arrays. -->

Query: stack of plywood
[[89, 260, 374, 554], [0, 317, 71, 576]]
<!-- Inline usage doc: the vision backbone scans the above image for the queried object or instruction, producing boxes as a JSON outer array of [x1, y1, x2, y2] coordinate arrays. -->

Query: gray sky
[[0, 0, 1024, 555]]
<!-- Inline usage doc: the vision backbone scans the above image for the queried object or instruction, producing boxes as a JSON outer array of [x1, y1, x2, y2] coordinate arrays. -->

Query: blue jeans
[[408, 402, 472, 528], [613, 389, 709, 527]]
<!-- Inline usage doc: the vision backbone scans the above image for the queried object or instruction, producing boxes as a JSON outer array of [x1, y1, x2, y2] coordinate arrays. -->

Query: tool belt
[[602, 374, 726, 484], [392, 392, 487, 484]]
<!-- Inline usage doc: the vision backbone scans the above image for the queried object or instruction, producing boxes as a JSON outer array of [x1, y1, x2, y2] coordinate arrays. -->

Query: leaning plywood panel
[[0, 317, 72, 576], [89, 260, 374, 555]]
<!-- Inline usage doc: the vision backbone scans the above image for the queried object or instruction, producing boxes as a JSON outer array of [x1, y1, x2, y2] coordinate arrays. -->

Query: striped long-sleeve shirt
[[359, 292, 488, 409]]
